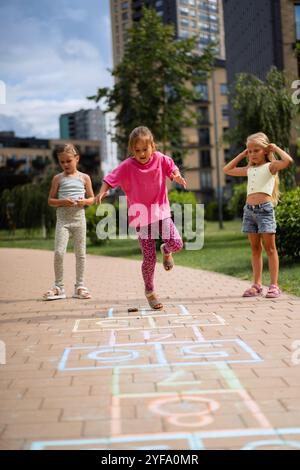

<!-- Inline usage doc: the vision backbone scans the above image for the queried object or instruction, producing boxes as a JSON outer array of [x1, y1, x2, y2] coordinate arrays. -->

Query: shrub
[[276, 187, 300, 259], [86, 203, 117, 245], [205, 200, 234, 221]]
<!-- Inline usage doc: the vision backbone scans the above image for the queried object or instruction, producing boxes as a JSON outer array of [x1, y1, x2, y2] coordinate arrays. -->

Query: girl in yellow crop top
[[223, 132, 293, 299]]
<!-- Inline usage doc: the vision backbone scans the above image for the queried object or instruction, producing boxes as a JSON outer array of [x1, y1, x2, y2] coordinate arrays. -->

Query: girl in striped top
[[43, 144, 94, 300]]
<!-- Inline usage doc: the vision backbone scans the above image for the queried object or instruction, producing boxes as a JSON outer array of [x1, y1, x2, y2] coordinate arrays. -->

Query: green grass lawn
[[1, 222, 299, 297]]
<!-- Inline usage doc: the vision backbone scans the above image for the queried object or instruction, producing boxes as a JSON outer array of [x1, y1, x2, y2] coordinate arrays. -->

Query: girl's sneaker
[[43, 286, 66, 301], [265, 284, 281, 298]]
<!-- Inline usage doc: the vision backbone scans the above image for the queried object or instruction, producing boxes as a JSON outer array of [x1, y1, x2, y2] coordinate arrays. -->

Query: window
[[122, 11, 128, 20], [209, 23, 219, 32], [199, 128, 210, 145], [121, 1, 129, 9], [222, 104, 229, 119], [220, 83, 228, 95], [199, 107, 209, 124], [195, 83, 208, 101], [200, 169, 212, 188], [199, 22, 210, 31], [179, 29, 191, 38], [180, 7, 189, 16], [200, 150, 211, 168], [295, 4, 300, 40], [181, 18, 189, 28]]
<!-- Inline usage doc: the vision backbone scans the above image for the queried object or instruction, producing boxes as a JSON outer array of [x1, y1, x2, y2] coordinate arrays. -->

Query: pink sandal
[[242, 284, 263, 297], [265, 284, 281, 298]]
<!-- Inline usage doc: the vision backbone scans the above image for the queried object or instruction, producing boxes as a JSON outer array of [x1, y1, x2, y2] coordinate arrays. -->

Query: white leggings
[[54, 207, 86, 289]]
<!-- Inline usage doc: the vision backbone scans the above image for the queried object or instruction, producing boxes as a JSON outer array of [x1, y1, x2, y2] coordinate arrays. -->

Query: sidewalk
[[0, 248, 299, 450]]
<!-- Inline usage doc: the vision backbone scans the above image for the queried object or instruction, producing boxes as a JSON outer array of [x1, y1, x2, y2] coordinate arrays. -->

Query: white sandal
[[43, 286, 66, 301], [72, 286, 91, 299]]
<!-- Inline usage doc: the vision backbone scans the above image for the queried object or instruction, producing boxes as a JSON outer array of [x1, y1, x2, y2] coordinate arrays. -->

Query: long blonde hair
[[246, 132, 280, 206], [128, 126, 156, 155]]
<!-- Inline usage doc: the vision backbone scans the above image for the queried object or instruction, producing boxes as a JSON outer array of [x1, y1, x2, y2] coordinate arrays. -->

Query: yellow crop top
[[247, 162, 275, 196]]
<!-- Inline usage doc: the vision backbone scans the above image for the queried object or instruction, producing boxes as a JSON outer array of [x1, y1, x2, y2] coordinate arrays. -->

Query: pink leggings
[[138, 218, 183, 293]]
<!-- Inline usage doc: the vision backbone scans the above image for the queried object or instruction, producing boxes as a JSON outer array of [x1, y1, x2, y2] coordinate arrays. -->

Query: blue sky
[[0, 0, 113, 138]]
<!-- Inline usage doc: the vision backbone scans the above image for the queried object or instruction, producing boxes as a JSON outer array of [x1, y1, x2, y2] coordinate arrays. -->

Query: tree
[[227, 66, 298, 190], [89, 7, 214, 165], [0, 169, 56, 236]]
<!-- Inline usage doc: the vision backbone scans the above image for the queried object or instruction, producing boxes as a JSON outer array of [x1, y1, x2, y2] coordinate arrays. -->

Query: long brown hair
[[246, 132, 280, 205], [128, 126, 156, 155]]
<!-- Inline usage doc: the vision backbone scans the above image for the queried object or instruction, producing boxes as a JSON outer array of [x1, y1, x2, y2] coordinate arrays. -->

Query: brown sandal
[[145, 291, 163, 310], [160, 244, 174, 271]]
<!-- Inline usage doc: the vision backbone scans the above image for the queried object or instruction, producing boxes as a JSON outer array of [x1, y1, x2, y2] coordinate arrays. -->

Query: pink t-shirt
[[104, 151, 178, 227]]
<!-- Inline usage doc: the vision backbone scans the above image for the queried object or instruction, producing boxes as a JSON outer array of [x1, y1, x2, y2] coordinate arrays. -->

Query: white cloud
[[1, 96, 106, 139], [0, 1, 113, 138]]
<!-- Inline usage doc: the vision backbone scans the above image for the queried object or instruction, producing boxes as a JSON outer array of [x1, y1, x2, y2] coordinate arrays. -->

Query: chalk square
[[58, 339, 261, 372]]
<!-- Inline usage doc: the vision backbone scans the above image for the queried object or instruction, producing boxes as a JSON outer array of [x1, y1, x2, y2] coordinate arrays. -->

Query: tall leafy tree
[[227, 66, 298, 189], [89, 7, 214, 165]]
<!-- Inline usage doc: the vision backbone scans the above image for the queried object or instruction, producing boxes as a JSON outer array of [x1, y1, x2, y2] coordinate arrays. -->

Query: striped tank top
[[57, 172, 86, 200]]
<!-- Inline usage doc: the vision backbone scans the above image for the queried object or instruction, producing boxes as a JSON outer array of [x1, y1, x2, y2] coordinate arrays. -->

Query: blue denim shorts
[[242, 201, 276, 234]]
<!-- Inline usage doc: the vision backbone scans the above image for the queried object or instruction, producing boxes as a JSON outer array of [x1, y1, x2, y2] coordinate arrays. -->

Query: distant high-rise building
[[111, 0, 225, 66], [60, 106, 108, 172], [223, 0, 299, 83], [223, 0, 299, 152], [109, 0, 228, 202], [60, 107, 102, 141]]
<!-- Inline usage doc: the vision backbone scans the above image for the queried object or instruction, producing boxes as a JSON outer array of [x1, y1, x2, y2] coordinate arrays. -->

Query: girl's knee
[[265, 245, 277, 257], [54, 251, 64, 261], [168, 238, 183, 253]]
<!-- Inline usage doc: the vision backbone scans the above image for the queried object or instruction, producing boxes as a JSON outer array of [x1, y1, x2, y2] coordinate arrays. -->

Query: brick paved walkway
[[0, 248, 299, 450]]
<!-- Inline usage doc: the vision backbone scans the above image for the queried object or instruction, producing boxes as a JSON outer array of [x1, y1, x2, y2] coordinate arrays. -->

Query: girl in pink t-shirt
[[95, 126, 187, 310]]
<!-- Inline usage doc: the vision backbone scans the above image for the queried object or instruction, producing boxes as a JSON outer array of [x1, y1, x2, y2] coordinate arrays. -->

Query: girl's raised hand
[[94, 191, 109, 204], [173, 173, 187, 189], [266, 143, 277, 153]]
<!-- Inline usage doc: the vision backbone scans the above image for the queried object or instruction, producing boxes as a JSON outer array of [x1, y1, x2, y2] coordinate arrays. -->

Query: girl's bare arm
[[223, 149, 249, 177], [268, 144, 294, 174]]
